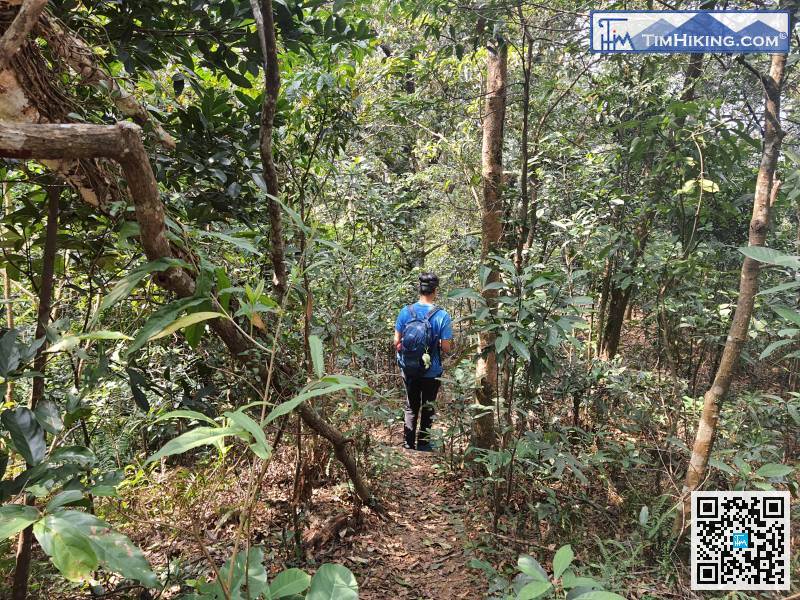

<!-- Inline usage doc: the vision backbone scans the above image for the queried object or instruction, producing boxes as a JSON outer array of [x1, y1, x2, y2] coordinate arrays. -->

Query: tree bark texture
[[2, 182, 14, 403], [250, 0, 288, 300], [0, 122, 381, 512], [12, 182, 59, 600], [675, 53, 786, 532], [474, 41, 507, 450]]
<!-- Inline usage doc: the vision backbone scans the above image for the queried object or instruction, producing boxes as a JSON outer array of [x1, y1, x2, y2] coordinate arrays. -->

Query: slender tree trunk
[[250, 0, 288, 300], [3, 182, 14, 403], [599, 285, 632, 360], [595, 256, 612, 356], [474, 40, 507, 450], [514, 24, 533, 273], [675, 53, 786, 533], [12, 183, 60, 600]]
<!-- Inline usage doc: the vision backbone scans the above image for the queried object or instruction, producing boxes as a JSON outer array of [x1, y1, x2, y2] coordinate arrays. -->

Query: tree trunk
[[599, 284, 631, 360], [250, 0, 288, 300], [0, 122, 381, 512], [2, 182, 14, 404], [12, 183, 60, 600], [474, 40, 507, 450], [675, 52, 786, 533], [514, 25, 532, 273]]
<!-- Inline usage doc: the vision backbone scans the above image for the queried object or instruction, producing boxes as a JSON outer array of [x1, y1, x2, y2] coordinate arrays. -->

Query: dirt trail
[[327, 423, 484, 599]]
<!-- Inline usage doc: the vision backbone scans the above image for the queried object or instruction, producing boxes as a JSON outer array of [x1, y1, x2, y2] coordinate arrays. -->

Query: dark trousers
[[403, 376, 441, 446]]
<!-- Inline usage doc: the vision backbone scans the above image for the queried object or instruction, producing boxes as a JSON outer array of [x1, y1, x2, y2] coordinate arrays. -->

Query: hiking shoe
[[403, 442, 415, 450], [417, 442, 434, 452]]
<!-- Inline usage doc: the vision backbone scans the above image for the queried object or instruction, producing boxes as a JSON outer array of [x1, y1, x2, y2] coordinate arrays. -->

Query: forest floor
[[316, 422, 485, 600]]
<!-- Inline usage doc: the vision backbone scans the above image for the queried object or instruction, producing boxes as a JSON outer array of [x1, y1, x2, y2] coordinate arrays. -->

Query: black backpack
[[398, 304, 441, 379]]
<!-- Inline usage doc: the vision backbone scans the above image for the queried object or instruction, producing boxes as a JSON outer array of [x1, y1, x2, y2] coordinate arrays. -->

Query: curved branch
[[0, 0, 48, 71]]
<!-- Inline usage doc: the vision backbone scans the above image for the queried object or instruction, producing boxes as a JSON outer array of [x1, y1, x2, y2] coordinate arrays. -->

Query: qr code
[[691, 491, 790, 590]]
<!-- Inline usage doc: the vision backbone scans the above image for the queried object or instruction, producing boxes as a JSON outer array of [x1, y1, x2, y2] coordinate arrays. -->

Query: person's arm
[[394, 308, 406, 351], [439, 313, 454, 353]]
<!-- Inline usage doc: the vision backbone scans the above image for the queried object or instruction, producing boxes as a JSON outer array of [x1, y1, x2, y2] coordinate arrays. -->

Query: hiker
[[394, 272, 453, 451]]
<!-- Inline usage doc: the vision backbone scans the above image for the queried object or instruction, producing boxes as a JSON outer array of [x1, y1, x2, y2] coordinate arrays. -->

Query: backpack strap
[[423, 305, 441, 323], [423, 306, 442, 349], [407, 304, 418, 321]]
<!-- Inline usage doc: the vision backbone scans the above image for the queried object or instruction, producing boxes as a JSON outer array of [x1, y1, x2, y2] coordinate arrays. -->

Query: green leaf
[[45, 336, 81, 353], [145, 426, 237, 464], [196, 230, 261, 255], [0, 504, 40, 539], [755, 463, 794, 478], [1, 407, 46, 465], [50, 446, 96, 467], [0, 329, 20, 376], [126, 297, 206, 356], [638, 505, 649, 527], [788, 405, 800, 426], [57, 511, 158, 587], [309, 335, 324, 378], [738, 247, 800, 268], [154, 409, 218, 427], [774, 306, 800, 327], [33, 514, 98, 581], [699, 178, 719, 193], [263, 381, 364, 425], [517, 580, 552, 599], [552, 544, 574, 579], [34, 401, 63, 434], [708, 458, 737, 476], [307, 564, 358, 600], [127, 367, 150, 413], [149, 312, 224, 342], [225, 410, 272, 460], [495, 331, 510, 354], [446, 288, 484, 303], [517, 555, 548, 582], [96, 258, 189, 317], [759, 280, 800, 296], [509, 337, 530, 361], [46, 490, 85, 512], [760, 339, 795, 360], [571, 592, 626, 600], [204, 546, 269, 600], [561, 571, 601, 589], [677, 179, 696, 195], [270, 567, 311, 598], [46, 331, 132, 354]]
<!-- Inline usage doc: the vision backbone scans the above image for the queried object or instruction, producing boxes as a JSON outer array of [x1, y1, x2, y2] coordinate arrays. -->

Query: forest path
[[333, 422, 484, 600]]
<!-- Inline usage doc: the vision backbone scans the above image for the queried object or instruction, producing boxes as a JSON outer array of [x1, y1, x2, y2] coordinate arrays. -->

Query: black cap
[[419, 272, 439, 294]]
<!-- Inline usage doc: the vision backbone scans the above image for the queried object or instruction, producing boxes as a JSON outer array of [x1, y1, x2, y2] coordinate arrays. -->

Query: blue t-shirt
[[395, 302, 453, 378]]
